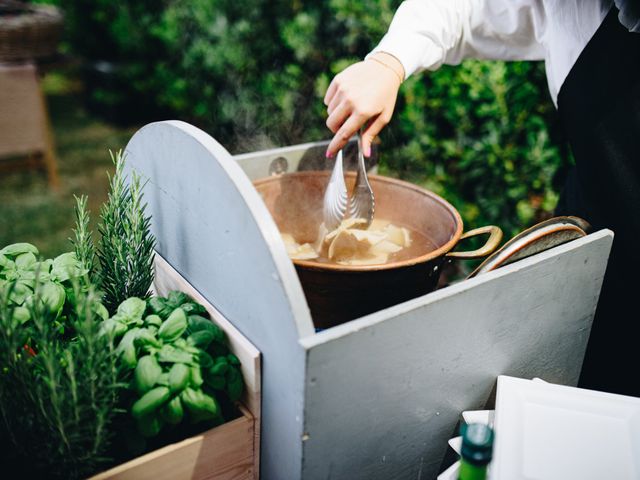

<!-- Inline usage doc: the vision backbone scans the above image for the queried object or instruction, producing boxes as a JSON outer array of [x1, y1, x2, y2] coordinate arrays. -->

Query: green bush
[[54, 0, 569, 237], [385, 60, 567, 236]]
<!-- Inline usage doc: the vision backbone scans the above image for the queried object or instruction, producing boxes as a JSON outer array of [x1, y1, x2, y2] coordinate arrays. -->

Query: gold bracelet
[[367, 56, 404, 84]]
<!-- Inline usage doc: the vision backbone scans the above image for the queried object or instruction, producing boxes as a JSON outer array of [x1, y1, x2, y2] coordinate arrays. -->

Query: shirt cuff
[[367, 32, 446, 79]]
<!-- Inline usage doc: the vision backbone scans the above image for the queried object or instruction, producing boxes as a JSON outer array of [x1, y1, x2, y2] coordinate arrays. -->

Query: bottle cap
[[460, 423, 494, 465]]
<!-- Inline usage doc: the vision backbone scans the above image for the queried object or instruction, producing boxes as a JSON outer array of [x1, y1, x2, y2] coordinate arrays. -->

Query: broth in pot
[[282, 218, 438, 266]]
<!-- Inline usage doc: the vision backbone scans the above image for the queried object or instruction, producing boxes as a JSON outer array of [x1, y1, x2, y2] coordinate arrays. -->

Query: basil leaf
[[12, 306, 30, 324], [14, 252, 36, 271], [158, 344, 193, 364], [117, 297, 147, 321], [167, 291, 189, 307], [41, 282, 66, 314], [51, 252, 83, 282], [9, 282, 31, 305], [0, 243, 39, 258], [180, 302, 207, 316], [94, 302, 109, 321]]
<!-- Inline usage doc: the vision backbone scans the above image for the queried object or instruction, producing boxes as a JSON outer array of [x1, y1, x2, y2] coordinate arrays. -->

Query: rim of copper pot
[[254, 171, 464, 272]]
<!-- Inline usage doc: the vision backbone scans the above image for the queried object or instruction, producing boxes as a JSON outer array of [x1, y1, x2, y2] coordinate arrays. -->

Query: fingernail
[[364, 145, 371, 157], [325, 149, 334, 158]]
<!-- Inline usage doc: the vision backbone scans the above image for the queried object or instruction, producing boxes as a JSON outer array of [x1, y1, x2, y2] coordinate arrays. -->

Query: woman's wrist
[[366, 52, 405, 84]]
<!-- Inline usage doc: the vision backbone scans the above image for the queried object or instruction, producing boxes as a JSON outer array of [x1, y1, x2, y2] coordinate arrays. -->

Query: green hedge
[[54, 0, 569, 237]]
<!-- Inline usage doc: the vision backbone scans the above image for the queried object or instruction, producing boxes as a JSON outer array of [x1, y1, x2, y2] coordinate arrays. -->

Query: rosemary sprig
[[0, 283, 31, 459], [97, 150, 156, 313], [70, 194, 98, 285], [0, 281, 125, 479]]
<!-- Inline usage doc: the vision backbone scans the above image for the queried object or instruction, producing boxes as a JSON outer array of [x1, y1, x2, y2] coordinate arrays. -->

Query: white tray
[[493, 376, 640, 480]]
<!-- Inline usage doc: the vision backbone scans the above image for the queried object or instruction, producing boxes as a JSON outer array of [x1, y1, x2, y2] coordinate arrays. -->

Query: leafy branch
[[97, 150, 156, 313]]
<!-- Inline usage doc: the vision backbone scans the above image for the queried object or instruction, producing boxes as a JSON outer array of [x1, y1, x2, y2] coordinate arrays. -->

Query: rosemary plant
[[0, 282, 124, 479], [0, 283, 31, 464], [71, 194, 97, 285], [97, 150, 156, 313]]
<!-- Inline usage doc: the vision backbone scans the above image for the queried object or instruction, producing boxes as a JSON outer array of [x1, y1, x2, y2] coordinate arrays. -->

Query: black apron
[[555, 6, 640, 396]]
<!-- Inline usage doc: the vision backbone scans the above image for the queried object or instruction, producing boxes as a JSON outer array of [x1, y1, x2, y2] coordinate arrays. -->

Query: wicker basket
[[0, 2, 64, 63]]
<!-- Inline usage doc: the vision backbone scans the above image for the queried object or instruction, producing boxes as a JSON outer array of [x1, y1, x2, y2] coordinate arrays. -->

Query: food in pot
[[282, 218, 413, 265], [281, 234, 318, 260]]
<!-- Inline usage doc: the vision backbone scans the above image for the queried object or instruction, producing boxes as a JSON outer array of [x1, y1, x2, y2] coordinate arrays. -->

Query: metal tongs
[[322, 131, 375, 231]]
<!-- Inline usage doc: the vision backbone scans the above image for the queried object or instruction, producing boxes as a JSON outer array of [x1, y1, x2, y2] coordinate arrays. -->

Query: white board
[[300, 230, 612, 479]]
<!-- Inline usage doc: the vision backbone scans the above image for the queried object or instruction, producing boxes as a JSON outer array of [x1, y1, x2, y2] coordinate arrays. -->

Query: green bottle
[[458, 423, 494, 480]]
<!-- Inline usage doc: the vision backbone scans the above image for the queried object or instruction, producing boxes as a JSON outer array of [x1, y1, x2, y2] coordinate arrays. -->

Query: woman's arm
[[325, 0, 547, 157]]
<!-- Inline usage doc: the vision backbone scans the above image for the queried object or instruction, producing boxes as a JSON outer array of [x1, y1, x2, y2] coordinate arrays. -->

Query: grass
[[0, 70, 138, 258]]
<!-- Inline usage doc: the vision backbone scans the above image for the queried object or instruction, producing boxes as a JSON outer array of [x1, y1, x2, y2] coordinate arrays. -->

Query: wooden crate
[[91, 254, 261, 480]]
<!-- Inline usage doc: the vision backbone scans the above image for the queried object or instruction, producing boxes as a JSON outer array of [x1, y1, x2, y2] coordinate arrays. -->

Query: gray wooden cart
[[124, 121, 612, 480]]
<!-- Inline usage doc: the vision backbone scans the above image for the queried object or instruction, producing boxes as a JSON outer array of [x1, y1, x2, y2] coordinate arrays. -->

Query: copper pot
[[254, 172, 502, 328]]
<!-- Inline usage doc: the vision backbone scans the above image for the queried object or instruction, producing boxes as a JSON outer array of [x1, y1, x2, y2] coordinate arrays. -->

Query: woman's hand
[[324, 52, 404, 158]]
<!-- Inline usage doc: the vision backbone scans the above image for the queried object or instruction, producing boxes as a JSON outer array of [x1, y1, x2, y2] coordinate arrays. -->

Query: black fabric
[[556, 6, 640, 396], [614, 0, 640, 32]]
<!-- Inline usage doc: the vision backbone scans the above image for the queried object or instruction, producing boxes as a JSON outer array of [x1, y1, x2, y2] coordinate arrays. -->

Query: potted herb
[[0, 150, 260, 479]]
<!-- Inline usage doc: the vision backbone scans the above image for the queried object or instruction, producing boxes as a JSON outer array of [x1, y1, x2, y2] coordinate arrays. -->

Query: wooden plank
[[124, 121, 311, 480], [153, 253, 261, 421], [233, 137, 375, 182], [300, 231, 613, 480], [153, 253, 261, 477], [35, 74, 60, 189], [92, 406, 254, 480]]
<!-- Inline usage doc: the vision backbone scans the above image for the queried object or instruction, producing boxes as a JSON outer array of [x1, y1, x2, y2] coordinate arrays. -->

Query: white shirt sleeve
[[368, 0, 548, 78]]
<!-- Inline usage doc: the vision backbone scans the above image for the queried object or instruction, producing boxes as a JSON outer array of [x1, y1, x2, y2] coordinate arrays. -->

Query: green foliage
[[0, 282, 123, 479], [383, 60, 566, 236], [0, 242, 108, 332], [97, 150, 156, 313], [71, 194, 98, 284], [105, 292, 242, 452], [57, 0, 568, 237]]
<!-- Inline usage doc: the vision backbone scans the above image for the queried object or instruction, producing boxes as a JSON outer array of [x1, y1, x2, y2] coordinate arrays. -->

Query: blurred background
[[1, 0, 571, 259]]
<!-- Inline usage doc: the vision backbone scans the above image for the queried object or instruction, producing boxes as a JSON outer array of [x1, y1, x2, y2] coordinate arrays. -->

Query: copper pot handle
[[445, 225, 503, 259]]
